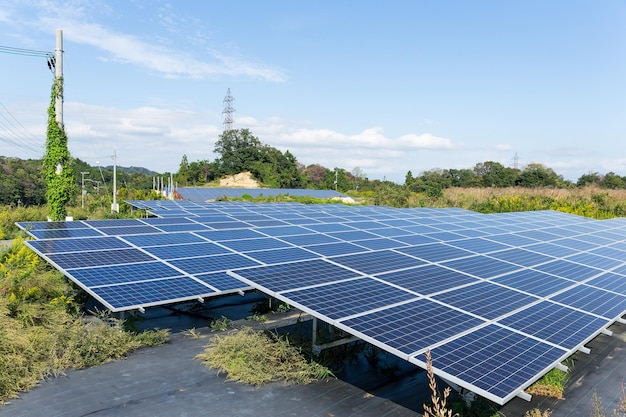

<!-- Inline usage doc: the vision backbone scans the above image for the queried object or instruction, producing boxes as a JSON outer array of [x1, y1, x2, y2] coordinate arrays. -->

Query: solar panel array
[[172, 187, 346, 202], [17, 200, 626, 405]]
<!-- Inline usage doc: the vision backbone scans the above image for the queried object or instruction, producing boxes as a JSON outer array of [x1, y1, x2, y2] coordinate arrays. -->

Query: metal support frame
[[311, 317, 360, 356]]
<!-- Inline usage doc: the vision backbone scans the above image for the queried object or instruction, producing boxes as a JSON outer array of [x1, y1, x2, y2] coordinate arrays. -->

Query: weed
[[524, 408, 552, 417], [209, 315, 232, 332], [195, 327, 334, 386], [592, 390, 607, 417], [423, 349, 455, 417], [184, 327, 203, 338], [245, 313, 267, 323]]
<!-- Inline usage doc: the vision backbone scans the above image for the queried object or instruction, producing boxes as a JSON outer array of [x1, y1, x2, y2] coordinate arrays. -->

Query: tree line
[[2, 127, 626, 207]]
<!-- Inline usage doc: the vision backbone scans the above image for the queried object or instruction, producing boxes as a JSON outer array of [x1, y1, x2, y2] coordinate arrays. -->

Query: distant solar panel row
[[17, 200, 626, 405], [171, 187, 347, 202]]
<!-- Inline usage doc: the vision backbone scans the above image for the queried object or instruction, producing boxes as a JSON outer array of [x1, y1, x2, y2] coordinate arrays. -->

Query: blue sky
[[1, 0, 625, 183]]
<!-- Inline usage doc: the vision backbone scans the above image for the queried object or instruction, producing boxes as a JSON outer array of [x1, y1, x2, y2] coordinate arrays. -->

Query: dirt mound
[[219, 172, 260, 188]]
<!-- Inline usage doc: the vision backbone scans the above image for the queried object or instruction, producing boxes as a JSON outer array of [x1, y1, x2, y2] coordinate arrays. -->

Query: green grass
[[526, 363, 570, 399], [0, 238, 169, 405]]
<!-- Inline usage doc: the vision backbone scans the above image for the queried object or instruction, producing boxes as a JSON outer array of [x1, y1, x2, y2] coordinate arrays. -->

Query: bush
[[196, 327, 333, 386]]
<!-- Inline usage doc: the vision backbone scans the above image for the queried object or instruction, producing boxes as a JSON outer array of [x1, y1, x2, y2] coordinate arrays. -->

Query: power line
[[0, 45, 52, 57], [0, 101, 43, 156]]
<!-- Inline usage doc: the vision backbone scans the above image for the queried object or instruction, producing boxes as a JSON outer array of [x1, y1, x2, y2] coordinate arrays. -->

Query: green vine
[[43, 76, 76, 221]]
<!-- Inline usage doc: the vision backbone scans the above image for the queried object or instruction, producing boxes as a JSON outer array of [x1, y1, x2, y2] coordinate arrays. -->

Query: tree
[[43, 77, 75, 220], [517, 163, 560, 187], [600, 172, 626, 189], [213, 129, 262, 175], [577, 172, 601, 187], [473, 161, 517, 187], [302, 164, 328, 189], [176, 154, 190, 186]]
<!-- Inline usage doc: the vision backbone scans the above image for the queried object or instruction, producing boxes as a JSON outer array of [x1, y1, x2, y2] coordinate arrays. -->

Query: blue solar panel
[[231, 259, 361, 293], [340, 298, 486, 356], [48, 248, 155, 269], [375, 264, 480, 295], [90, 277, 217, 310], [421, 324, 567, 401], [169, 254, 260, 274], [123, 232, 206, 247], [522, 242, 580, 258], [140, 217, 197, 225], [302, 223, 355, 233], [440, 255, 521, 279], [549, 285, 626, 318], [433, 282, 539, 320], [533, 259, 601, 282], [84, 219, 146, 227], [551, 238, 601, 251], [143, 242, 231, 259], [219, 237, 292, 252], [156, 223, 211, 232], [255, 225, 313, 236], [70, 262, 184, 287], [330, 250, 426, 275], [30, 228, 103, 239], [282, 278, 418, 320], [565, 252, 624, 270], [368, 227, 413, 238], [484, 234, 539, 247], [194, 229, 265, 241], [589, 246, 626, 261], [17, 220, 86, 230], [98, 225, 161, 236], [497, 301, 610, 349], [398, 224, 441, 234], [397, 243, 474, 263], [326, 230, 381, 241], [587, 272, 626, 295], [279, 234, 341, 246], [27, 236, 130, 254], [447, 238, 511, 254], [304, 242, 369, 257], [486, 248, 554, 267], [352, 238, 408, 250], [491, 269, 575, 297], [194, 272, 251, 292], [243, 247, 318, 264]]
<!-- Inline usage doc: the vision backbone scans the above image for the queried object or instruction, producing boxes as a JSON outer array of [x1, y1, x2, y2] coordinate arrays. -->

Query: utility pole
[[55, 29, 63, 125], [111, 150, 119, 213], [81, 171, 89, 208]]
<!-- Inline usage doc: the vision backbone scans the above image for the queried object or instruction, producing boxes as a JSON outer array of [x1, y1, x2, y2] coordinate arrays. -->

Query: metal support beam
[[555, 363, 568, 372], [517, 391, 532, 401]]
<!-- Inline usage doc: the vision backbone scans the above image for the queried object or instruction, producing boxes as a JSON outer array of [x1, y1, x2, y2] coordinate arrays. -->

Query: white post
[[81, 171, 89, 208], [111, 150, 119, 213]]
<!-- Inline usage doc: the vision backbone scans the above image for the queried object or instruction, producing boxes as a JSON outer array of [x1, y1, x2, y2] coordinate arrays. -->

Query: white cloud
[[27, 1, 286, 81]]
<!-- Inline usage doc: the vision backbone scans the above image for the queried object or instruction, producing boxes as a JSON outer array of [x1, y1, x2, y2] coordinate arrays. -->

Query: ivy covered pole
[[43, 29, 75, 221]]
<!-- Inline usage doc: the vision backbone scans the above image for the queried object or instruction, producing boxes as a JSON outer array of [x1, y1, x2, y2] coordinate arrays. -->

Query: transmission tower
[[512, 152, 520, 170], [222, 88, 235, 132]]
